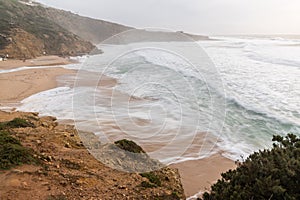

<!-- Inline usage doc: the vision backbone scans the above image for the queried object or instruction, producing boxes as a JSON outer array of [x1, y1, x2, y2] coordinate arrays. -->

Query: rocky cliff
[[0, 0, 209, 59], [0, 0, 95, 59], [0, 110, 185, 199]]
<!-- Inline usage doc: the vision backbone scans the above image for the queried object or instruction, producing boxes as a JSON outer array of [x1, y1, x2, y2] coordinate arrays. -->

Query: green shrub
[[0, 131, 38, 170], [140, 181, 157, 188], [202, 134, 300, 200], [140, 172, 162, 187], [0, 118, 34, 130], [114, 139, 145, 153], [6, 118, 34, 128]]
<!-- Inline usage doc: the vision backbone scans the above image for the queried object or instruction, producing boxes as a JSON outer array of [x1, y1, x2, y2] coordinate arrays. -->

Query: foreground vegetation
[[0, 113, 185, 199], [0, 118, 38, 170], [202, 134, 300, 200]]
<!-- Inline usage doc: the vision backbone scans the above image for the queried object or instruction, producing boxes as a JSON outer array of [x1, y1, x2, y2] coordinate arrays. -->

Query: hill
[[43, 8, 209, 44], [43, 7, 133, 44], [0, 0, 94, 59], [0, 0, 209, 59]]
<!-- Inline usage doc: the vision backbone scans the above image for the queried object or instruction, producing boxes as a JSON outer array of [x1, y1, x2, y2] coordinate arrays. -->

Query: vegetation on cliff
[[0, 0, 94, 59], [202, 134, 300, 200], [43, 7, 132, 44], [0, 118, 38, 170], [115, 139, 146, 153], [0, 111, 185, 199]]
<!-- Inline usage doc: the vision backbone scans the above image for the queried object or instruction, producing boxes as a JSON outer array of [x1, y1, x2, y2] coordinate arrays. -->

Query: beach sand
[[0, 56, 236, 199], [171, 154, 236, 198], [0, 67, 75, 104], [0, 56, 74, 70], [0, 56, 76, 104]]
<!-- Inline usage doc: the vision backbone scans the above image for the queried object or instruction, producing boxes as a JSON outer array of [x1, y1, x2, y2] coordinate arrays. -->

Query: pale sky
[[36, 0, 300, 35]]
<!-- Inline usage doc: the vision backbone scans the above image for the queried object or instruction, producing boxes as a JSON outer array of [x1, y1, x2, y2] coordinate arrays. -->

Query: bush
[[140, 172, 162, 187], [114, 139, 145, 153], [202, 134, 300, 200], [140, 181, 157, 188], [0, 130, 38, 170], [0, 118, 34, 130]]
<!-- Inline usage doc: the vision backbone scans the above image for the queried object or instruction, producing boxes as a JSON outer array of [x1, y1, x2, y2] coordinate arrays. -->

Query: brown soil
[[0, 110, 185, 200]]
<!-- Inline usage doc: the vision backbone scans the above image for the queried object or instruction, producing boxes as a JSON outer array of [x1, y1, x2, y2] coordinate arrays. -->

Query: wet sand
[[171, 154, 236, 198], [0, 56, 75, 70], [0, 67, 75, 104]]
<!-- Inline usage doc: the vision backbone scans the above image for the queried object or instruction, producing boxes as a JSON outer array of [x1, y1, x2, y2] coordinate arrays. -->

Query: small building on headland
[[19, 1, 38, 6]]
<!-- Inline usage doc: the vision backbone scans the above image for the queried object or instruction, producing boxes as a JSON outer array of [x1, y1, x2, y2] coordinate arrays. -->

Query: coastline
[[0, 56, 236, 199], [0, 56, 76, 105], [171, 154, 236, 198], [0, 56, 75, 70]]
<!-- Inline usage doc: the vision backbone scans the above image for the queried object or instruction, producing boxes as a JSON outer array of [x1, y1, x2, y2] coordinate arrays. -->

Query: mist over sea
[[16, 36, 300, 163]]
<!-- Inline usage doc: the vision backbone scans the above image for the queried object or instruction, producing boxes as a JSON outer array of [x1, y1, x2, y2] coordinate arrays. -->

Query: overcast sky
[[36, 0, 300, 35]]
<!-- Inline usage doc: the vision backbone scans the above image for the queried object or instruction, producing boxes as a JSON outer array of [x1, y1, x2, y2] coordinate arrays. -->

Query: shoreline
[[0, 55, 76, 70], [0, 56, 77, 106], [0, 56, 236, 199], [171, 154, 236, 198]]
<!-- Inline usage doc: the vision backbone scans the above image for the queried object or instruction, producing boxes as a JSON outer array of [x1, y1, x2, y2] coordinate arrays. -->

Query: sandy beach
[[171, 154, 236, 197], [0, 56, 75, 70], [0, 56, 236, 199], [0, 56, 76, 105]]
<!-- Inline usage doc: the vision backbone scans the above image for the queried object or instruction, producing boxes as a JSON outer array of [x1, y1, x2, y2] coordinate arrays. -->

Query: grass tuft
[[140, 172, 161, 187], [0, 130, 38, 170], [0, 118, 35, 130]]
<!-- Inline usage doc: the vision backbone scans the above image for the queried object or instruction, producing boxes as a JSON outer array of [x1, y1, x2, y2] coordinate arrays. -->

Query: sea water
[[17, 36, 300, 163]]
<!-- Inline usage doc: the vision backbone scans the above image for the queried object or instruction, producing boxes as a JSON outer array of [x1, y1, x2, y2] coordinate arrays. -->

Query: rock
[[21, 181, 29, 189], [42, 122, 48, 127], [40, 116, 57, 122], [46, 155, 53, 161], [64, 142, 71, 148], [76, 179, 85, 185], [32, 112, 39, 116], [118, 185, 127, 189], [11, 169, 24, 174], [41, 182, 49, 186], [60, 181, 67, 186]]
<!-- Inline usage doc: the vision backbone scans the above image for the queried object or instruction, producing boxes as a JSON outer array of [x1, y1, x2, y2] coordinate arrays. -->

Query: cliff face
[[43, 8, 133, 45], [0, 1, 209, 59], [42, 7, 209, 45], [0, 0, 94, 59], [0, 110, 185, 200]]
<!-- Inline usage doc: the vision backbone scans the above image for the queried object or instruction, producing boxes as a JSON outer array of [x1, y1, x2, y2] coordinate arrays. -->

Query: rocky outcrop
[[0, 0, 95, 59], [0, 110, 185, 200]]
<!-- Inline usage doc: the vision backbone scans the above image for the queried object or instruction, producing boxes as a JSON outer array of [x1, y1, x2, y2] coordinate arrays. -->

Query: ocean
[[15, 36, 300, 165]]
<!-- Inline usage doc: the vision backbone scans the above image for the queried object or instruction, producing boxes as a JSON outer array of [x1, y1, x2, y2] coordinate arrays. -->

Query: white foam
[[15, 38, 300, 164]]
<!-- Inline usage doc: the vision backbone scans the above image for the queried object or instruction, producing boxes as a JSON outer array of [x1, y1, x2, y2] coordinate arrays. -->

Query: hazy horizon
[[35, 0, 300, 36]]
